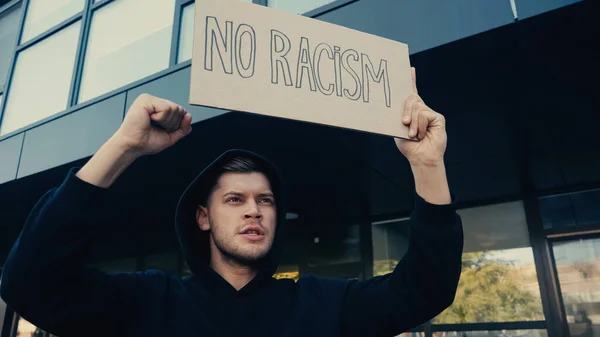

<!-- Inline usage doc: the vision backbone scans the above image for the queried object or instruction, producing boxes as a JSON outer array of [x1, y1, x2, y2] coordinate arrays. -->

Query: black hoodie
[[0, 149, 464, 337]]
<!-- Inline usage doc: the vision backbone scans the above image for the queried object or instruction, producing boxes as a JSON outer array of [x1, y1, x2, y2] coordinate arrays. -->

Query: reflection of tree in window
[[434, 250, 544, 324], [374, 247, 545, 323]]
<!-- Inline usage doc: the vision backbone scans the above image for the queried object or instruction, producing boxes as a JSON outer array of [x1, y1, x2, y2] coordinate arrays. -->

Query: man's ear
[[196, 206, 210, 231]]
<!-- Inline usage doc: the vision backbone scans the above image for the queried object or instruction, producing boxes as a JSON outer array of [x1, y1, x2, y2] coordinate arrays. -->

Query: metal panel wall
[[515, 0, 581, 20], [125, 67, 227, 124], [0, 133, 22, 184], [17, 93, 126, 178]]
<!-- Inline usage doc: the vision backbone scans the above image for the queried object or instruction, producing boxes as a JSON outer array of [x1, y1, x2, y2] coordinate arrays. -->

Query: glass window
[[0, 2, 22, 89], [372, 219, 410, 277], [144, 252, 179, 276], [78, 0, 176, 103], [178, 0, 254, 64], [15, 316, 49, 337], [540, 189, 600, 230], [20, 0, 85, 44], [0, 292, 6, 333], [373, 202, 545, 324], [432, 331, 547, 337], [553, 237, 600, 337], [268, 0, 336, 14], [177, 3, 195, 63], [0, 21, 81, 136]]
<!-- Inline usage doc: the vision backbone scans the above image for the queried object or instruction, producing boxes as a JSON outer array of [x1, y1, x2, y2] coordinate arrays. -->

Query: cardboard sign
[[189, 0, 413, 139]]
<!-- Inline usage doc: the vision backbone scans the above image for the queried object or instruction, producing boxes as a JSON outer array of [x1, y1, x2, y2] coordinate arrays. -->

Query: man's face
[[197, 172, 277, 265]]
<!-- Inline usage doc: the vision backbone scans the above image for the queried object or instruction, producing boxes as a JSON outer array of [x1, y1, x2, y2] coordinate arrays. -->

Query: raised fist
[[114, 94, 192, 157]]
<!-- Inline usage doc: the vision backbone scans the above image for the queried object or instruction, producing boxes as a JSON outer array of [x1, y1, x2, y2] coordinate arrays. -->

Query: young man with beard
[[0, 68, 463, 337]]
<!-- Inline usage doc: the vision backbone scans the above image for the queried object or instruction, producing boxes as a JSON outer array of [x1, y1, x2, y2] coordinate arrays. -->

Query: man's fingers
[[409, 106, 419, 139], [170, 113, 193, 144], [402, 94, 421, 125], [411, 67, 418, 95], [417, 105, 429, 140], [403, 97, 413, 125], [149, 97, 184, 131], [166, 105, 187, 132]]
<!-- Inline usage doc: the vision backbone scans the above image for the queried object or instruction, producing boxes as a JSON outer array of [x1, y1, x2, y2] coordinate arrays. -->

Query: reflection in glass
[[178, 0, 254, 63], [553, 237, 600, 337], [0, 21, 81, 136], [434, 247, 544, 323], [399, 332, 425, 337], [16, 316, 48, 337], [274, 265, 300, 281], [78, 0, 176, 103], [268, 0, 335, 14], [373, 202, 545, 324], [0, 2, 22, 89], [20, 0, 85, 44], [431, 330, 547, 337]]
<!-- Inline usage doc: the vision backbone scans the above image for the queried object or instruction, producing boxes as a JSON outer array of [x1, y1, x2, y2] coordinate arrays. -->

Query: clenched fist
[[114, 94, 193, 157], [395, 68, 447, 166]]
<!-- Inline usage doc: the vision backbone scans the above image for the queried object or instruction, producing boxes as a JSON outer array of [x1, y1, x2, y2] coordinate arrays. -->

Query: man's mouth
[[240, 225, 265, 241]]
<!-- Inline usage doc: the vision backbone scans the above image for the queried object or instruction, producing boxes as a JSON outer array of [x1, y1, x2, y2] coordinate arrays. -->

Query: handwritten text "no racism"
[[203, 17, 392, 108]]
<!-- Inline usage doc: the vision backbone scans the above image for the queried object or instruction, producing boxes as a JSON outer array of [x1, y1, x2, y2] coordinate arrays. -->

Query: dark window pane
[[144, 252, 179, 276], [90, 257, 136, 273], [540, 189, 600, 230]]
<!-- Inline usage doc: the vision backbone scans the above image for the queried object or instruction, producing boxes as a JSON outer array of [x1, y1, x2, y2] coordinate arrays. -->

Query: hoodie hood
[[174, 149, 287, 288]]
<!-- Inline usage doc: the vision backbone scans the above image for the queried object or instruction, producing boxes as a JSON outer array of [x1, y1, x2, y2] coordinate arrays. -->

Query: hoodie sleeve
[[0, 168, 163, 337], [339, 193, 464, 337]]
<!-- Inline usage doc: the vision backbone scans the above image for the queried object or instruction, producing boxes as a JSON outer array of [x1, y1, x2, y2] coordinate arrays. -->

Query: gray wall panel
[[319, 0, 515, 54], [0, 133, 23, 184], [18, 94, 125, 178], [126, 67, 227, 124], [516, 0, 581, 19]]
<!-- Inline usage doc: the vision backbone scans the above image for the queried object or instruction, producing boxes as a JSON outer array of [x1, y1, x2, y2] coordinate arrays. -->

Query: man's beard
[[209, 218, 272, 267]]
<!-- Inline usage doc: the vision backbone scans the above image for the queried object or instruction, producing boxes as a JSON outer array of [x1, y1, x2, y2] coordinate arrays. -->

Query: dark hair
[[201, 156, 270, 206], [221, 156, 263, 173]]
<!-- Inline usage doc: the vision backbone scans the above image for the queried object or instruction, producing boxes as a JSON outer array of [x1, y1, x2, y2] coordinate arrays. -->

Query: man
[[0, 68, 463, 337]]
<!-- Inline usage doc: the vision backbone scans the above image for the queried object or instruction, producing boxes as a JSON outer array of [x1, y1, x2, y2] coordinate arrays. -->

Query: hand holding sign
[[395, 68, 447, 167]]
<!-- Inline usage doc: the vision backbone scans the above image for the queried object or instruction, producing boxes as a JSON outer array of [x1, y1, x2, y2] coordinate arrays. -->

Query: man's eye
[[228, 197, 241, 203], [260, 198, 274, 204]]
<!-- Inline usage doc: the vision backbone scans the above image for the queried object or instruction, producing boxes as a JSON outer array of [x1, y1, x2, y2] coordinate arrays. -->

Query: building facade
[[0, 0, 598, 336]]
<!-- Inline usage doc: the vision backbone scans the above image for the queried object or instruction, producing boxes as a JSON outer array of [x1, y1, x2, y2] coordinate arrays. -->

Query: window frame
[[0, 0, 363, 141]]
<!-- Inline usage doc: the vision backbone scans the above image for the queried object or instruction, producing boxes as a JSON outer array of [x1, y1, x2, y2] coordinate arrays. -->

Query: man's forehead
[[215, 172, 272, 192]]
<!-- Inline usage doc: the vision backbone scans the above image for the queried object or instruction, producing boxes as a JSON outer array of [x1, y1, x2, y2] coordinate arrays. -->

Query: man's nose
[[244, 201, 262, 219]]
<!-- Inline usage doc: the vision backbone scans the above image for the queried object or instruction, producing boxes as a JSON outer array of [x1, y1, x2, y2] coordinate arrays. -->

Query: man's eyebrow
[[222, 191, 274, 197], [223, 191, 243, 197]]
